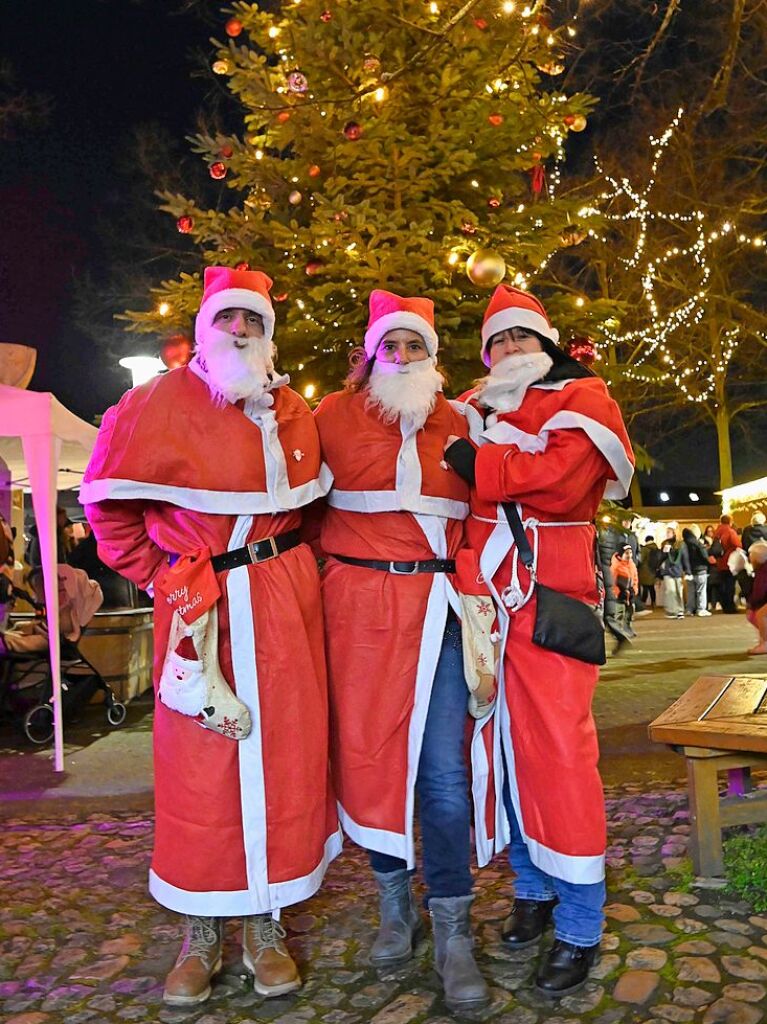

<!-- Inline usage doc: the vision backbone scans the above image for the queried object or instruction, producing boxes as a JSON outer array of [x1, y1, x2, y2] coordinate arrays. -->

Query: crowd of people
[[600, 512, 767, 654]]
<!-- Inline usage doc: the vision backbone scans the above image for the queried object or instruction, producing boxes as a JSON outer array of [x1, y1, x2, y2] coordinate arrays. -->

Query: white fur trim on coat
[[196, 288, 276, 344], [364, 311, 438, 359]]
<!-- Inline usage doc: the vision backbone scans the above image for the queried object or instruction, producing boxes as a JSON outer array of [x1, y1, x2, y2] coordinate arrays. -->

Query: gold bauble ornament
[[569, 113, 587, 132], [288, 189, 303, 205], [466, 248, 506, 288]]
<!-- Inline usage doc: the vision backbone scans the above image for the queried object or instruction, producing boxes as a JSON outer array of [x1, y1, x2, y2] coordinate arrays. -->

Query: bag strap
[[501, 502, 535, 569]]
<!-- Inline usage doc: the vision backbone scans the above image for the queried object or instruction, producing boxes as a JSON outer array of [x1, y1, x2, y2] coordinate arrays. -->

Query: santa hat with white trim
[[195, 266, 276, 345], [480, 285, 559, 366], [364, 289, 438, 359]]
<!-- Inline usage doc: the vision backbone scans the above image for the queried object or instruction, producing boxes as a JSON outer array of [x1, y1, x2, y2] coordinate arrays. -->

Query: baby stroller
[[0, 565, 127, 744]]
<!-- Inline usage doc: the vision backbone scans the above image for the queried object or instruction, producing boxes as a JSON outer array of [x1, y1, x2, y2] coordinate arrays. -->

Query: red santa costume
[[452, 286, 634, 890], [81, 268, 341, 923], [314, 290, 492, 1010], [444, 286, 634, 995], [315, 294, 499, 873]]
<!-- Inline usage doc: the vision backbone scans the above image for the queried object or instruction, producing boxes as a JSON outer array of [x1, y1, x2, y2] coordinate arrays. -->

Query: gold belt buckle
[[247, 536, 279, 564]]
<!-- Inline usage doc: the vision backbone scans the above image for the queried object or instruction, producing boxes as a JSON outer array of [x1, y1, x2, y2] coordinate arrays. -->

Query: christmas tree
[[125, 0, 596, 398]]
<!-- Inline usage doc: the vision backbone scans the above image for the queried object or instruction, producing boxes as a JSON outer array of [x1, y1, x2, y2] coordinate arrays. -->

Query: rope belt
[[498, 515, 592, 612], [211, 529, 301, 573], [331, 554, 456, 575]]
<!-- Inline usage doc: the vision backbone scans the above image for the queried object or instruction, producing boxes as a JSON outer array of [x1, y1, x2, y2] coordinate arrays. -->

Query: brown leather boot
[[242, 915, 301, 997], [163, 916, 222, 1005]]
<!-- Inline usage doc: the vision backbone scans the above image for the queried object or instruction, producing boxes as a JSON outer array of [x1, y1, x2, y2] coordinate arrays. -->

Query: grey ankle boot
[[370, 868, 424, 968], [430, 895, 491, 1013]]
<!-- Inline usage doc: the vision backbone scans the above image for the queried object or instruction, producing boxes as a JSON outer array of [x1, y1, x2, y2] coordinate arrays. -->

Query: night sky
[[0, 2, 761, 489], [0, 0, 210, 417]]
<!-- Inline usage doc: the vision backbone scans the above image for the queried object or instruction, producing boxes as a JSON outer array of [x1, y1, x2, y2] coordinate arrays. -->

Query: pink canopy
[[0, 384, 98, 771]]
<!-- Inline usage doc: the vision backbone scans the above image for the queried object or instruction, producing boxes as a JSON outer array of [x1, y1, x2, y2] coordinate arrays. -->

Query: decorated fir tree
[[126, 0, 597, 398]]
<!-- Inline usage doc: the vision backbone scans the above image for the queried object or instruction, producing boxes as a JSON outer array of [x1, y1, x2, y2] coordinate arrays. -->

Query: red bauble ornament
[[225, 17, 243, 37], [563, 114, 576, 127], [461, 221, 477, 236], [160, 334, 193, 370], [276, 110, 292, 123], [273, 292, 289, 302], [219, 144, 233, 158], [235, 261, 250, 271], [488, 113, 503, 127], [305, 259, 324, 276], [209, 161, 227, 179], [473, 17, 489, 29], [320, 9, 332, 21], [176, 215, 194, 234], [308, 163, 321, 178], [566, 336, 596, 366], [343, 121, 362, 141], [487, 196, 501, 209]]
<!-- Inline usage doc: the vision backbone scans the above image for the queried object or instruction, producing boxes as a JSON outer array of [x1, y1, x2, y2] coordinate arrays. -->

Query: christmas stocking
[[454, 549, 499, 720], [158, 605, 252, 740], [155, 549, 252, 741]]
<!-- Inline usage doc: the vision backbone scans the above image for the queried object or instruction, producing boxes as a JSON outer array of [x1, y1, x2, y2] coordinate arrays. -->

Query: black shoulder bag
[[502, 502, 606, 666]]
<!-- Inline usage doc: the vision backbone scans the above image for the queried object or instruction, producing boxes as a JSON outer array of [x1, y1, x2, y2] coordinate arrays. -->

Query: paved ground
[[1, 610, 766, 1024]]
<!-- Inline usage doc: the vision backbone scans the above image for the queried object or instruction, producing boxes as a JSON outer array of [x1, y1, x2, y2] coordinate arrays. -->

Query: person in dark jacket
[[657, 539, 689, 618], [598, 528, 634, 650], [742, 513, 767, 553], [638, 536, 660, 609], [682, 527, 713, 617]]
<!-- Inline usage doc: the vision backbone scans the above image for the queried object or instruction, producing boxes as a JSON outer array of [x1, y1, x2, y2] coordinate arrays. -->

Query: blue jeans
[[502, 772, 604, 946], [368, 615, 473, 902]]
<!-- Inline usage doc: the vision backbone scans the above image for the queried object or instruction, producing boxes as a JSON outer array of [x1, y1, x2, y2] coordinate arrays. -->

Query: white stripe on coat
[[79, 463, 333, 513]]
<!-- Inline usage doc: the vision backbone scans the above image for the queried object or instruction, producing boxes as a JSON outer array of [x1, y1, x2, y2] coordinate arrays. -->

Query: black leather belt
[[211, 530, 301, 573], [331, 554, 455, 575]]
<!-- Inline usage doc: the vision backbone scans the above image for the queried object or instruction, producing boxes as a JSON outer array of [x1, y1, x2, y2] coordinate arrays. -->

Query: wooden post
[[687, 757, 724, 877]]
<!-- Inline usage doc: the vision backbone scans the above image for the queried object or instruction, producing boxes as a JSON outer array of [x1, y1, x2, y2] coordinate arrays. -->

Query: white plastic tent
[[0, 384, 98, 771]]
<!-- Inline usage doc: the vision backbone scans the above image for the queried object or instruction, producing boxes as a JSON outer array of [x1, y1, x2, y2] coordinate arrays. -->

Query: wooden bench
[[648, 675, 767, 877]]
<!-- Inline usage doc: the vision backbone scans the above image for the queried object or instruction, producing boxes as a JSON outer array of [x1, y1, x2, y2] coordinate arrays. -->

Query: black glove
[[444, 438, 477, 484]]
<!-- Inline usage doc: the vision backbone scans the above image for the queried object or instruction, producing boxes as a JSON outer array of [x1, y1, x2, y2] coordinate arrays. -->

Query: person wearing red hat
[[81, 266, 341, 1005], [444, 284, 635, 997], [312, 289, 491, 1013]]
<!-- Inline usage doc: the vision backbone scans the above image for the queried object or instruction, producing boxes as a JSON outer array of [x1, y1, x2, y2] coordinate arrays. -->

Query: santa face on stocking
[[197, 306, 277, 405]]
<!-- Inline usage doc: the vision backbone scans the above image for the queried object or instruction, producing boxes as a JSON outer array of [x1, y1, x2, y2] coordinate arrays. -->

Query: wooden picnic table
[[648, 674, 767, 877]]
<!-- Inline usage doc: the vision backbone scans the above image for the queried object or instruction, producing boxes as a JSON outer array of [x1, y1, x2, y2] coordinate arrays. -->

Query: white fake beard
[[365, 359, 443, 429], [197, 326, 277, 405], [478, 351, 553, 413]]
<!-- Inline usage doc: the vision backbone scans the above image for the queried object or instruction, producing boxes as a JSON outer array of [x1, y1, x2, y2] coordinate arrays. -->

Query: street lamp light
[[119, 356, 165, 388]]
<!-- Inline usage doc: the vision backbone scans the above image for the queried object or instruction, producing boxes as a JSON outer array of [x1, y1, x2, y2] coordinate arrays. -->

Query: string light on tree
[[594, 108, 766, 409]]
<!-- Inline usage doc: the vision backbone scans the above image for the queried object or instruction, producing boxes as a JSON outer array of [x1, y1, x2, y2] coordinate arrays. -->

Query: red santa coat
[[459, 375, 634, 884], [80, 364, 341, 915], [315, 390, 498, 867]]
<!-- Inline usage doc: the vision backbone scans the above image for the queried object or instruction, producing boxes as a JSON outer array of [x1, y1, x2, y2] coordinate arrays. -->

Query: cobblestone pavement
[[3, 781, 767, 1024]]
